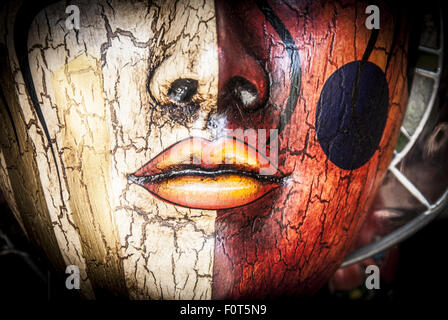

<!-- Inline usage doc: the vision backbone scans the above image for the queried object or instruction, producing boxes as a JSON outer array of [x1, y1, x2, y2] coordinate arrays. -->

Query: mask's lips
[[128, 136, 285, 210]]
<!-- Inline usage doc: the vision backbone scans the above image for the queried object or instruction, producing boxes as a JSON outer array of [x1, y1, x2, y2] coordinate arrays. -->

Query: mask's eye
[[167, 78, 198, 104], [315, 61, 389, 170]]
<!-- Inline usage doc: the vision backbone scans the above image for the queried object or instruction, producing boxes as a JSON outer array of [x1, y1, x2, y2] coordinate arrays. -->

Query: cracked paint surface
[[0, 0, 409, 299], [26, 0, 217, 300], [211, 0, 409, 298]]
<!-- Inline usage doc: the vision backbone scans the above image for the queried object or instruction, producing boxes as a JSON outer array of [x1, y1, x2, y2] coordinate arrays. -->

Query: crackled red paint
[[212, 0, 409, 299]]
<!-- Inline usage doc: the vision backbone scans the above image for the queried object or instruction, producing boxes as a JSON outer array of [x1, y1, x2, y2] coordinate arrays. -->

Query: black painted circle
[[315, 61, 389, 170]]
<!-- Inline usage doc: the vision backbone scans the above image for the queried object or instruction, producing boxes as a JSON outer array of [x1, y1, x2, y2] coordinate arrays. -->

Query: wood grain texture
[[1, 0, 95, 298], [0, 45, 67, 278], [51, 54, 128, 297]]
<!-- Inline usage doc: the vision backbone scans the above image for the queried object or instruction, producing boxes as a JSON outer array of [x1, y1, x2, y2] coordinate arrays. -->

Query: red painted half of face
[[212, 0, 409, 298]]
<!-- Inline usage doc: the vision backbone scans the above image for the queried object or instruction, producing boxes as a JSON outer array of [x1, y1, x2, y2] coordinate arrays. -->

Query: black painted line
[[351, 28, 381, 127], [13, 0, 64, 201], [255, 0, 301, 136], [362, 28, 379, 64], [0, 84, 21, 151]]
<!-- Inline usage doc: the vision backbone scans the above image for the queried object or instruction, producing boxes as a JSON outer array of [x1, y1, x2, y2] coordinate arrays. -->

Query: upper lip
[[128, 136, 283, 183]]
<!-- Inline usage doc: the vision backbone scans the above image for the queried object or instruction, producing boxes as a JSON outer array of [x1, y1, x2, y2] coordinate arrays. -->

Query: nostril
[[226, 76, 260, 111], [167, 78, 198, 104]]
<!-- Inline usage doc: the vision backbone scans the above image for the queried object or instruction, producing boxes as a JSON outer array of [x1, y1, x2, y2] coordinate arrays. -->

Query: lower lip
[[136, 173, 280, 210]]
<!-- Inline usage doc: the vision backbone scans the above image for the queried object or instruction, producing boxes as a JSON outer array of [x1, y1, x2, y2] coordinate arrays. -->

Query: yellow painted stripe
[[52, 54, 128, 298]]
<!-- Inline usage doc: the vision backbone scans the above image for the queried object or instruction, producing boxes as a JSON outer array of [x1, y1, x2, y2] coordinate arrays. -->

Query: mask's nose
[[215, 1, 269, 119], [147, 16, 219, 122]]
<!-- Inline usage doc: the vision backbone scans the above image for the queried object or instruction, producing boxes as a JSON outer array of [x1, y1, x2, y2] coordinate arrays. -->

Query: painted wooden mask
[[0, 0, 409, 299]]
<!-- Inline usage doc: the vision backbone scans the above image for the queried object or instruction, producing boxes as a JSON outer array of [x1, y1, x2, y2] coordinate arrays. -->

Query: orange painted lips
[[128, 137, 284, 209]]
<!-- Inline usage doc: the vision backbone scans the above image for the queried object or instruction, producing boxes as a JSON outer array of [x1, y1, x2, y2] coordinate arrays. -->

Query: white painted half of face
[[7, 0, 220, 299]]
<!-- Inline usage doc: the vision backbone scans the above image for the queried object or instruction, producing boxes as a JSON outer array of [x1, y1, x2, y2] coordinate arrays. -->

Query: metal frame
[[342, 9, 447, 268], [0, 227, 47, 283]]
